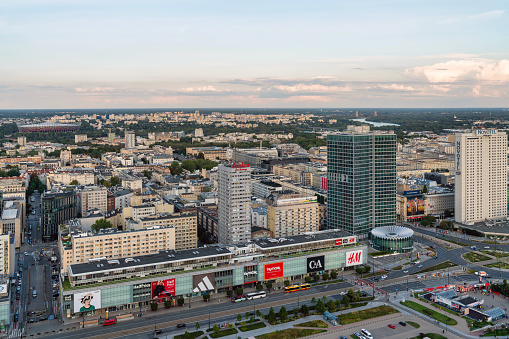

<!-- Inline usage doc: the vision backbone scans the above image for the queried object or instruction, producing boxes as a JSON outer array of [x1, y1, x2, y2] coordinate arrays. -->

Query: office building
[[0, 234, 15, 275], [455, 129, 507, 224], [125, 131, 136, 149], [17, 136, 26, 146], [0, 199, 25, 248], [327, 125, 396, 238], [252, 180, 282, 199], [266, 192, 319, 238], [108, 132, 116, 143], [42, 190, 77, 241], [77, 186, 108, 215], [218, 163, 252, 245]]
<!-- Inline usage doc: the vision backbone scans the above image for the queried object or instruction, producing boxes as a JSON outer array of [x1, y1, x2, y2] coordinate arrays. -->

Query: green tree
[[195, 322, 200, 331], [421, 215, 437, 227], [331, 271, 338, 280], [267, 307, 276, 323], [311, 297, 316, 304], [341, 295, 350, 307], [256, 283, 263, 291], [245, 312, 250, 320], [315, 300, 325, 314], [444, 209, 453, 218], [256, 309, 262, 319], [177, 297, 185, 306], [237, 314, 242, 322], [142, 170, 152, 180], [69, 179, 79, 185], [110, 176, 120, 186], [313, 275, 320, 282], [279, 306, 288, 321], [213, 324, 219, 334], [300, 304, 309, 316], [226, 290, 233, 298], [322, 272, 329, 281], [283, 280, 290, 286], [6, 168, 20, 177], [305, 276, 312, 283], [181, 160, 197, 172], [423, 185, 428, 194], [164, 300, 172, 309], [236, 287, 243, 296], [197, 152, 205, 159], [150, 303, 158, 312], [327, 299, 336, 312], [265, 282, 272, 291], [203, 293, 210, 302], [91, 219, 113, 233]]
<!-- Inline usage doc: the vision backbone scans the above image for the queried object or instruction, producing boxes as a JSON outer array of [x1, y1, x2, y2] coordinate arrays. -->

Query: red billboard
[[335, 239, 343, 246], [264, 262, 284, 280], [151, 279, 175, 300]]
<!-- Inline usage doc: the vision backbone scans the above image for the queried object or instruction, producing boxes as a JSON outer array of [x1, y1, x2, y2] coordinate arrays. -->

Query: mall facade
[[61, 230, 366, 318]]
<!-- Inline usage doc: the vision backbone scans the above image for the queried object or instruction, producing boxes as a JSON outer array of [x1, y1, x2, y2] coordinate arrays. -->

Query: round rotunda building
[[370, 226, 414, 253]]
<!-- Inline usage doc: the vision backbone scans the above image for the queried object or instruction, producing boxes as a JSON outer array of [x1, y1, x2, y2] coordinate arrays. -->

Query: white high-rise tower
[[125, 131, 136, 149], [218, 163, 252, 245], [455, 129, 507, 225]]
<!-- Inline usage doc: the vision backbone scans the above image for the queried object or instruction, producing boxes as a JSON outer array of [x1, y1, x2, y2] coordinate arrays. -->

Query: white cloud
[[376, 84, 416, 91], [74, 86, 115, 93], [179, 86, 230, 93], [273, 83, 351, 93], [469, 10, 505, 20], [405, 60, 484, 83]]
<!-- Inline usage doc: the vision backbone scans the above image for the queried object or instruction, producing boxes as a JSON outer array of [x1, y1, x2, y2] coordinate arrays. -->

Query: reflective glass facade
[[327, 132, 396, 238], [370, 232, 413, 253]]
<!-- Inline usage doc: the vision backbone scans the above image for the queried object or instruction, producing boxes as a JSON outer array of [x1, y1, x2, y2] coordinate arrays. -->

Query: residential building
[[74, 134, 88, 143], [42, 190, 77, 241], [17, 136, 26, 146], [125, 131, 136, 149], [196, 205, 218, 242], [186, 147, 227, 160], [77, 186, 108, 215], [0, 234, 15, 275], [0, 172, 30, 199], [60, 150, 72, 166], [455, 129, 508, 224], [266, 192, 319, 238], [327, 125, 396, 238], [218, 163, 252, 245], [47, 170, 95, 188], [0, 199, 25, 248], [252, 180, 282, 199]]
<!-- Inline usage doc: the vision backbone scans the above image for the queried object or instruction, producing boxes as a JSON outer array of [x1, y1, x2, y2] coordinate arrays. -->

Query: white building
[[194, 128, 204, 137], [125, 131, 136, 149], [218, 163, 252, 245], [0, 234, 15, 275], [75, 134, 88, 143], [455, 129, 508, 225]]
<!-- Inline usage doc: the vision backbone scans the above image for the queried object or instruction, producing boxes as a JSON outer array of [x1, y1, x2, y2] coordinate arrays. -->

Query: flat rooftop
[[252, 229, 353, 249]]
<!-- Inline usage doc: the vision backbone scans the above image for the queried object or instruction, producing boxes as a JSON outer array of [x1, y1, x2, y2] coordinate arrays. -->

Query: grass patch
[[400, 301, 457, 325], [239, 322, 266, 332], [408, 334, 447, 339], [312, 279, 344, 286], [463, 252, 491, 262], [483, 328, 509, 337], [294, 320, 328, 328], [349, 302, 369, 309], [210, 328, 238, 338], [359, 296, 375, 301], [256, 328, 326, 339], [481, 250, 509, 257], [416, 260, 457, 274], [369, 251, 392, 257], [467, 269, 476, 274], [393, 265, 402, 270], [338, 305, 398, 325], [485, 262, 509, 269], [463, 316, 492, 330], [174, 331, 204, 339], [407, 321, 420, 328]]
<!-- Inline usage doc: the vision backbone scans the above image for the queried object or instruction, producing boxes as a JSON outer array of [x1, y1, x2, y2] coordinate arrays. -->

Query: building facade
[[0, 234, 15, 275], [77, 186, 108, 215], [125, 131, 136, 149], [218, 164, 252, 245], [327, 126, 396, 238], [266, 193, 319, 238], [42, 190, 77, 241], [455, 130, 507, 224]]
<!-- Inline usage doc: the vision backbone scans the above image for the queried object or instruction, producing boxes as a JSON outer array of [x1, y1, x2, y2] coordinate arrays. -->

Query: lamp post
[[406, 275, 409, 291]]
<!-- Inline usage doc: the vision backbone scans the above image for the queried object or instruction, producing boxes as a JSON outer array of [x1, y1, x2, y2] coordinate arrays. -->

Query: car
[[471, 246, 478, 250], [417, 264, 423, 268], [415, 260, 420, 264], [16, 295, 20, 300], [103, 319, 116, 326], [176, 323, 186, 328], [388, 324, 396, 329], [399, 321, 407, 326], [430, 245, 435, 249], [339, 337, 347, 339], [353, 333, 362, 339], [484, 246, 490, 249], [381, 275, 388, 279], [14, 313, 18, 322], [433, 256, 438, 259], [154, 329, 163, 334], [27, 318, 38, 323], [403, 270, 408, 273]]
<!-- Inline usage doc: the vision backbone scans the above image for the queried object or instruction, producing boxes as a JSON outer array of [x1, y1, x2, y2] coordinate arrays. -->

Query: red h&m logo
[[335, 239, 342, 246], [347, 251, 362, 265], [349, 238, 355, 243]]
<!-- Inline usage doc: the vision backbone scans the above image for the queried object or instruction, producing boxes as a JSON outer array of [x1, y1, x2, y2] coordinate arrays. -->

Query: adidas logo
[[193, 275, 214, 293]]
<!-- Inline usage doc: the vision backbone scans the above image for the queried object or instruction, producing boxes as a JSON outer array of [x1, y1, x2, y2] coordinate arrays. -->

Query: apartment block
[[42, 190, 77, 241], [0, 199, 25, 248], [77, 186, 108, 214], [0, 234, 15, 275]]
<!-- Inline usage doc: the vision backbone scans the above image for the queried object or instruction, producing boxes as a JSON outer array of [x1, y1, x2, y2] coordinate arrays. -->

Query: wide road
[[43, 281, 353, 339]]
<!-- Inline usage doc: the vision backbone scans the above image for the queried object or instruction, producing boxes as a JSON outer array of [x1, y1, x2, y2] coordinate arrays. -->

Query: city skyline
[[1, 1, 508, 109]]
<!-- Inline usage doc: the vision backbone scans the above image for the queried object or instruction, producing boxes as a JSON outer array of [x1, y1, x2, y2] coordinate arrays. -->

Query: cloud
[[469, 10, 505, 20], [272, 83, 351, 93], [74, 86, 116, 93], [376, 84, 416, 92], [179, 85, 229, 93]]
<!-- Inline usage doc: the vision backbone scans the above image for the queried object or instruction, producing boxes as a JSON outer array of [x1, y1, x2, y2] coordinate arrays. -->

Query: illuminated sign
[[474, 129, 497, 135], [455, 141, 461, 171], [264, 262, 284, 280], [232, 162, 250, 171]]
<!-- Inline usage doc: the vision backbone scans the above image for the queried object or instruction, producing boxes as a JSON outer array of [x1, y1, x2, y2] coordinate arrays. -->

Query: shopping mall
[[61, 230, 367, 318]]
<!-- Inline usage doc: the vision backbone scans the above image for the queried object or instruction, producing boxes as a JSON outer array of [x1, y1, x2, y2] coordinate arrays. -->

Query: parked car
[[399, 321, 407, 326], [484, 246, 490, 249], [154, 329, 163, 334], [103, 319, 116, 326], [14, 314, 18, 322], [176, 323, 186, 328], [388, 324, 396, 329], [417, 264, 423, 268]]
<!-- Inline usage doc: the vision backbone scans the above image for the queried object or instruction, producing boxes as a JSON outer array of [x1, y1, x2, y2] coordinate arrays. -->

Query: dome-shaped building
[[370, 226, 414, 253]]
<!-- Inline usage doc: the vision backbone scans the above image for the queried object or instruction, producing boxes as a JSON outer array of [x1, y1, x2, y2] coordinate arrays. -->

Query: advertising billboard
[[74, 290, 101, 313], [345, 250, 363, 267], [0, 285, 7, 294], [335, 239, 343, 246], [264, 262, 284, 280], [151, 279, 175, 300], [193, 273, 215, 293], [307, 255, 325, 273], [406, 195, 424, 216]]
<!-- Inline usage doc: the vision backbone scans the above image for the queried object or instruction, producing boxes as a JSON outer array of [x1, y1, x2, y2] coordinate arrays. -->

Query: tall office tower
[[217, 163, 252, 245], [455, 129, 507, 225], [125, 131, 136, 149], [327, 125, 396, 238]]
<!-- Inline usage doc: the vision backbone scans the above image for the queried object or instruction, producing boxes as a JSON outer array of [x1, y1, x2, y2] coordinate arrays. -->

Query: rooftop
[[252, 229, 353, 249]]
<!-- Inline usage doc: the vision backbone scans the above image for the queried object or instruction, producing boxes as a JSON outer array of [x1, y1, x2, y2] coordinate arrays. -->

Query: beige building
[[0, 172, 30, 199], [272, 164, 313, 186], [59, 224, 176, 274], [267, 192, 319, 238], [455, 130, 508, 224], [0, 234, 15, 275], [126, 212, 197, 250], [77, 186, 108, 214], [60, 150, 72, 166], [186, 146, 227, 160], [47, 170, 95, 188], [0, 199, 25, 248], [75, 134, 88, 143]]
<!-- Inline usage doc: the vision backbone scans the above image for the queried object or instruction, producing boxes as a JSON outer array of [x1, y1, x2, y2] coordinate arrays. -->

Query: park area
[[400, 300, 457, 325], [463, 252, 491, 263]]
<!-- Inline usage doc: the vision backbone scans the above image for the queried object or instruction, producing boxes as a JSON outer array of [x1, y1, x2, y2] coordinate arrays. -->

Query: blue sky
[[1, 0, 508, 108]]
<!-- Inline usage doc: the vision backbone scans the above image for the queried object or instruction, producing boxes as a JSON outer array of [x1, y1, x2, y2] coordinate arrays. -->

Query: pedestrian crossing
[[9, 328, 21, 338]]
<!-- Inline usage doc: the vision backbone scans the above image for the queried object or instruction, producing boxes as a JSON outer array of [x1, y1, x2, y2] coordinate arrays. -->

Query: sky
[[1, 0, 508, 109]]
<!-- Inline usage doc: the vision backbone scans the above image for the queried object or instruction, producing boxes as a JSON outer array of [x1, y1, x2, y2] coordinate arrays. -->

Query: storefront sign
[[232, 163, 250, 171], [345, 250, 363, 266], [264, 262, 284, 280], [133, 283, 151, 290], [307, 255, 325, 273], [193, 273, 215, 293], [151, 279, 175, 299], [335, 239, 342, 245]]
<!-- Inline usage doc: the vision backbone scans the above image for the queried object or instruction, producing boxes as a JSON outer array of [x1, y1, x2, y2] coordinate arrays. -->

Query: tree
[[213, 324, 219, 334], [142, 170, 152, 180], [181, 160, 197, 172], [283, 280, 290, 286], [300, 304, 309, 316], [110, 176, 120, 186], [177, 297, 185, 306], [423, 185, 428, 194], [226, 290, 233, 298], [331, 271, 338, 280], [327, 299, 336, 312], [164, 300, 172, 309], [315, 300, 325, 314], [444, 209, 453, 218], [421, 215, 437, 227], [311, 297, 316, 305], [69, 179, 79, 185], [341, 295, 350, 307], [197, 152, 205, 159], [305, 276, 312, 283], [142, 157, 149, 164], [256, 283, 263, 291], [203, 293, 210, 302], [237, 314, 242, 322], [267, 307, 276, 323], [265, 282, 272, 291], [91, 219, 113, 233], [195, 322, 200, 331], [322, 272, 329, 281], [313, 275, 320, 282], [6, 168, 20, 177], [236, 287, 243, 296], [279, 306, 288, 321], [150, 303, 158, 312], [256, 309, 262, 319]]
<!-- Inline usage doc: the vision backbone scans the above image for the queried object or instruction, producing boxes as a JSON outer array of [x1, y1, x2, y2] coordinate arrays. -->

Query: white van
[[361, 329, 373, 339]]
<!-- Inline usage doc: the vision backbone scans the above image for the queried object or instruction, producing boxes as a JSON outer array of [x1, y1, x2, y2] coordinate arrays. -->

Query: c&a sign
[[307, 255, 325, 273]]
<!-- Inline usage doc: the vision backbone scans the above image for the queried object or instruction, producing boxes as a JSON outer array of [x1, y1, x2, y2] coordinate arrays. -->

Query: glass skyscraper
[[327, 125, 396, 238]]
